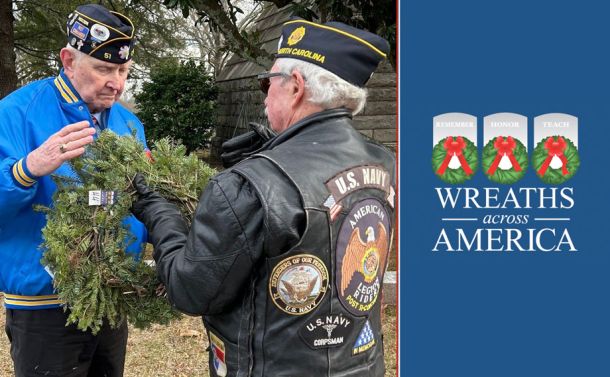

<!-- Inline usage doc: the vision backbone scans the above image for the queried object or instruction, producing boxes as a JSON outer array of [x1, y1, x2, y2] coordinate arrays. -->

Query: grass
[[0, 294, 397, 376]]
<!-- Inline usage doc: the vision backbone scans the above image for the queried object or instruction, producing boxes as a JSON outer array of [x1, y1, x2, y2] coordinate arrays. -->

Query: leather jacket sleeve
[[133, 171, 265, 316]]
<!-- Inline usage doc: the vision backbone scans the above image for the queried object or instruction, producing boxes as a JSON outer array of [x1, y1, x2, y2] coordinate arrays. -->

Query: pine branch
[[39, 131, 217, 333]]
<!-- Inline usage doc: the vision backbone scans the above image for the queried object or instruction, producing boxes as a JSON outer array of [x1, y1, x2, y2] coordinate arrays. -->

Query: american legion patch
[[336, 198, 390, 316]]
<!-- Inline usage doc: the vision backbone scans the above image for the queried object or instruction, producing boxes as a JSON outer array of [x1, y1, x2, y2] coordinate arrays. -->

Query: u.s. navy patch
[[323, 165, 394, 223], [70, 21, 89, 40], [352, 320, 376, 355], [209, 332, 228, 377], [299, 313, 354, 350], [269, 254, 329, 315], [336, 198, 390, 316], [325, 165, 394, 208]]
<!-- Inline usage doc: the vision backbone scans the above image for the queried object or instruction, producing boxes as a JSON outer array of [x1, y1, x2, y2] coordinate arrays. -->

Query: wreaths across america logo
[[431, 112, 579, 252]]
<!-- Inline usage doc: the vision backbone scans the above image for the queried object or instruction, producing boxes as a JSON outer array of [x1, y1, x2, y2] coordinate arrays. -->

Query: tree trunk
[[0, 0, 17, 99]]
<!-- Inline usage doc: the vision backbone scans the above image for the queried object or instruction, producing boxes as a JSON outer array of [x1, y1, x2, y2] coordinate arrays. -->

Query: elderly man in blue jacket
[[0, 4, 147, 376]]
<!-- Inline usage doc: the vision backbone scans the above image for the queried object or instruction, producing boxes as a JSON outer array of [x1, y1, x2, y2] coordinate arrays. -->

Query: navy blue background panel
[[401, 1, 610, 376]]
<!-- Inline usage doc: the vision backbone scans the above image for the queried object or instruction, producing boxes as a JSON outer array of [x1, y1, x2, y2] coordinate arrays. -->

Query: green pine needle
[[38, 130, 217, 334]]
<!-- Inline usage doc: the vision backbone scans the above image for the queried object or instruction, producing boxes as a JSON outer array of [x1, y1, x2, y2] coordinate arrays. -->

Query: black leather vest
[[205, 109, 396, 377]]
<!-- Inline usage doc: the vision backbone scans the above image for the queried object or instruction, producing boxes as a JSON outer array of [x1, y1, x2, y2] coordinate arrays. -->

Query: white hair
[[275, 58, 368, 115], [65, 44, 85, 63]]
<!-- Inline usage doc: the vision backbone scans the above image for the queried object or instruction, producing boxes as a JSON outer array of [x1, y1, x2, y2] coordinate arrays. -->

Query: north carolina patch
[[209, 332, 227, 377], [352, 320, 376, 355], [70, 21, 89, 40], [299, 313, 354, 350], [336, 199, 390, 316], [269, 254, 329, 315]]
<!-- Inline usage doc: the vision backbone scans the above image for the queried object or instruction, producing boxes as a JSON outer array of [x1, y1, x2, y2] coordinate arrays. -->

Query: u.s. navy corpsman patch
[[336, 198, 390, 316], [270, 254, 329, 315], [299, 313, 354, 350]]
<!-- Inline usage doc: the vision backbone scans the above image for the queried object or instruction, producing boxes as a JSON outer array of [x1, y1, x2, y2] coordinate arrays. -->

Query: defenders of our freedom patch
[[352, 320, 376, 356], [299, 313, 354, 350], [269, 254, 329, 315], [209, 331, 228, 377], [336, 198, 390, 316]]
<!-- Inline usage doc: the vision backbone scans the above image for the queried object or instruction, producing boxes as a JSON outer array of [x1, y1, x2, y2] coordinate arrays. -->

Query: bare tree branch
[[190, 0, 272, 66]]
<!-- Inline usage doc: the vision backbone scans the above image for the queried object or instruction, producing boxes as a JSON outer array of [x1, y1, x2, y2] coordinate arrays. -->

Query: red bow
[[436, 136, 473, 176], [145, 149, 155, 162], [486, 136, 522, 175], [537, 136, 569, 176]]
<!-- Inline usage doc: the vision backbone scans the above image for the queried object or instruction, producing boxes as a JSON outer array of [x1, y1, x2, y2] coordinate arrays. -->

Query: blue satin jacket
[[0, 70, 148, 309]]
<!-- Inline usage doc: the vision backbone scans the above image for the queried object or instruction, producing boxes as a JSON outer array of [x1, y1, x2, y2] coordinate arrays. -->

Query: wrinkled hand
[[220, 122, 276, 168], [26, 121, 96, 177]]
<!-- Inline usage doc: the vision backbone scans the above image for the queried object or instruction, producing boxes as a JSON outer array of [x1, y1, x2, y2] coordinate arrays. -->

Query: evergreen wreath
[[532, 135, 580, 185], [37, 130, 217, 333], [482, 136, 528, 184], [432, 136, 478, 184]]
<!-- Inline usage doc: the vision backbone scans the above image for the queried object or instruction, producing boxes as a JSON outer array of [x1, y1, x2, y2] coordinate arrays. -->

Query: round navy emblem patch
[[269, 254, 329, 315], [336, 198, 390, 316]]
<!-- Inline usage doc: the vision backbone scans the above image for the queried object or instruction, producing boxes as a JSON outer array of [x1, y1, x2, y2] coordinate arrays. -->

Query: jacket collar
[[265, 108, 352, 150], [53, 69, 83, 104]]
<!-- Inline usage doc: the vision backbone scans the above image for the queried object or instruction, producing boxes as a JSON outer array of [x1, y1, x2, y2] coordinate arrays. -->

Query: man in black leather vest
[[132, 18, 396, 377]]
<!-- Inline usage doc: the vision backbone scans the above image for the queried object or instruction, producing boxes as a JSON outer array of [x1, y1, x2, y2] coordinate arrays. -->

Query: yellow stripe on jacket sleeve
[[12, 159, 36, 187], [3, 293, 60, 300], [3, 293, 62, 307], [4, 298, 62, 306]]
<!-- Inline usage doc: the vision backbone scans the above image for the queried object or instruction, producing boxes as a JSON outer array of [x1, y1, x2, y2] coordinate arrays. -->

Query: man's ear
[[60, 48, 76, 78], [290, 70, 307, 108]]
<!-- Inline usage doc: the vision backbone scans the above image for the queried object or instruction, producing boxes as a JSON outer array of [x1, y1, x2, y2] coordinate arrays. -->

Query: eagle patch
[[269, 254, 329, 315], [336, 199, 390, 316]]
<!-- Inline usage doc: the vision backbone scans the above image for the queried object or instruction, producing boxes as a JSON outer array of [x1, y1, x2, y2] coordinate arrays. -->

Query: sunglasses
[[257, 71, 289, 94]]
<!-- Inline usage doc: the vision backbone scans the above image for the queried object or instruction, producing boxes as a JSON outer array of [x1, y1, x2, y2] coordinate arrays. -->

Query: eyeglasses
[[257, 71, 289, 94]]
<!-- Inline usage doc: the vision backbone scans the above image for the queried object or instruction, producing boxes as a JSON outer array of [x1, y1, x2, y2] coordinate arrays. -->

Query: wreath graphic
[[432, 136, 478, 184], [482, 136, 528, 184], [532, 135, 580, 184]]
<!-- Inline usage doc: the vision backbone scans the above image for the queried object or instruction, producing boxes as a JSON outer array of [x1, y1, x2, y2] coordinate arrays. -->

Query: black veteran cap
[[276, 19, 390, 87], [66, 4, 135, 64]]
